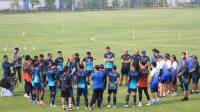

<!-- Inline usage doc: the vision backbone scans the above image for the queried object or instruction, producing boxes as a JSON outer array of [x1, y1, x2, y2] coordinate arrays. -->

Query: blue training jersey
[[121, 54, 131, 67], [47, 67, 57, 87], [104, 52, 115, 69], [55, 57, 64, 72], [128, 70, 138, 89], [91, 71, 105, 89], [83, 56, 94, 71], [140, 55, 150, 65], [31, 66, 42, 84], [39, 60, 47, 75], [107, 71, 120, 89], [76, 70, 87, 89]]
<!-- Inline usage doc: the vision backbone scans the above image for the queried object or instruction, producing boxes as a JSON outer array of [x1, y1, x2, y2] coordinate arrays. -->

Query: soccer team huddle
[[2, 46, 200, 111]]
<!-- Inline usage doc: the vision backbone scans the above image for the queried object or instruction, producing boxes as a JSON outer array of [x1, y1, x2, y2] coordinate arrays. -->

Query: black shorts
[[108, 89, 118, 94], [127, 88, 137, 93], [121, 66, 130, 75], [77, 88, 88, 96], [61, 88, 73, 97], [192, 74, 199, 85]]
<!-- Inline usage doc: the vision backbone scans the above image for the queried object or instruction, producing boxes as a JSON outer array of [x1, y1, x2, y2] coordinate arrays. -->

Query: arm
[[125, 77, 130, 86], [114, 76, 120, 85], [122, 59, 131, 64], [107, 76, 110, 86]]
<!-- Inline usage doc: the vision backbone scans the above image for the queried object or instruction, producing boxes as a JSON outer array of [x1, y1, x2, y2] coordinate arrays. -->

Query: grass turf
[[0, 9, 200, 112]]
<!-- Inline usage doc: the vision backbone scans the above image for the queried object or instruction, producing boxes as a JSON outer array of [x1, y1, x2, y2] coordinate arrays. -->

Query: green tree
[[10, 0, 20, 11], [45, 0, 56, 10], [30, 0, 40, 10]]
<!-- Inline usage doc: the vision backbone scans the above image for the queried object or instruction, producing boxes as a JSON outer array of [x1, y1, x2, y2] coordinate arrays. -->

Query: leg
[[144, 88, 150, 101], [68, 97, 72, 110], [113, 93, 117, 106], [132, 92, 136, 106], [90, 89, 98, 108], [17, 67, 22, 82], [125, 92, 130, 105], [61, 97, 66, 109], [107, 90, 111, 105], [84, 96, 89, 108], [138, 87, 142, 102], [76, 96, 80, 107], [97, 89, 103, 108]]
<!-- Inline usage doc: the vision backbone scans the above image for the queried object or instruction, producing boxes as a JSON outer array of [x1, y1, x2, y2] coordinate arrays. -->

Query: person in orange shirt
[[23, 55, 32, 99]]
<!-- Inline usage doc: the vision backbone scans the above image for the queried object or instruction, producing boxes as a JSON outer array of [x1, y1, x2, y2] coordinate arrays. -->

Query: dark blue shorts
[[192, 74, 199, 85], [172, 74, 177, 84], [127, 88, 137, 93], [161, 71, 171, 84], [121, 66, 130, 75], [85, 70, 93, 77], [42, 74, 47, 82], [108, 89, 118, 94], [61, 88, 73, 97], [49, 86, 57, 93], [33, 83, 42, 90], [77, 88, 88, 96], [150, 80, 158, 92], [182, 82, 189, 91]]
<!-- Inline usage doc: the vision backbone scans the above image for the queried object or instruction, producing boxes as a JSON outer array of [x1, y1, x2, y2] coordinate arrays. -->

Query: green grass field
[[0, 9, 200, 112]]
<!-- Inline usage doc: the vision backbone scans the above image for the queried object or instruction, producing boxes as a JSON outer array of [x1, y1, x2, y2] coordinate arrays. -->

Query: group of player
[[2, 46, 200, 111]]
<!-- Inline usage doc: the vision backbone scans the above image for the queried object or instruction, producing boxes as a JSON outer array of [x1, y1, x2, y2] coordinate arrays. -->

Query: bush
[[45, 0, 56, 10]]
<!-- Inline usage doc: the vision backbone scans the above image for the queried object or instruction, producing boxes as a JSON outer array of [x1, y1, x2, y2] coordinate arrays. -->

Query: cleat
[[124, 104, 128, 108], [107, 104, 111, 108], [138, 102, 142, 107]]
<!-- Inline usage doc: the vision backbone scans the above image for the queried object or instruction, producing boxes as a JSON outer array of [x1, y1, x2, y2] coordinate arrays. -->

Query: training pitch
[[0, 9, 200, 112]]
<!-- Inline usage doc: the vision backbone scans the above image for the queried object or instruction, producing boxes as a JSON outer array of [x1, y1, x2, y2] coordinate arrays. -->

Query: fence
[[0, 0, 200, 12]]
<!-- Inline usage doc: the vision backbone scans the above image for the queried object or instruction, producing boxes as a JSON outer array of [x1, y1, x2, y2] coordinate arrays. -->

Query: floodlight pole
[[72, 0, 75, 12]]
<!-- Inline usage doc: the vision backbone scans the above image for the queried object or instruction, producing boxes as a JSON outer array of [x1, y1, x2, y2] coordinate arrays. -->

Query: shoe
[[98, 107, 102, 111], [50, 104, 56, 108], [62, 108, 66, 112], [155, 100, 160, 104], [32, 100, 37, 104], [107, 104, 111, 108], [133, 105, 136, 108], [181, 98, 186, 101], [24, 94, 29, 99], [172, 92, 178, 97], [85, 107, 88, 110], [76, 107, 80, 110], [89, 107, 93, 111], [113, 105, 117, 108], [185, 97, 188, 101], [146, 101, 151, 106], [68, 107, 72, 111], [124, 104, 128, 108], [39, 101, 46, 105], [138, 102, 142, 107]]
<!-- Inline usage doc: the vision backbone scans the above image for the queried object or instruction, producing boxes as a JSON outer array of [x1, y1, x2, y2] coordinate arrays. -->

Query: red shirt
[[138, 68, 149, 88]]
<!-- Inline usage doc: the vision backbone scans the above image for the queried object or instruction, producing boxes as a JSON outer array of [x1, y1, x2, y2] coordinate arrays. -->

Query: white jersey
[[163, 60, 172, 71], [150, 68, 160, 81], [171, 61, 178, 73], [157, 60, 165, 70]]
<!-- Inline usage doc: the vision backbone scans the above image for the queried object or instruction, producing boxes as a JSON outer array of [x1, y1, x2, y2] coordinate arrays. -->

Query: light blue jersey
[[47, 67, 57, 87], [104, 52, 115, 69], [128, 70, 138, 89], [83, 56, 94, 71], [76, 70, 87, 89]]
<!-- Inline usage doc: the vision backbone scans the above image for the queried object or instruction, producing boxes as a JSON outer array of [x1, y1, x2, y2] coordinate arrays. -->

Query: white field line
[[90, 33, 200, 47]]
